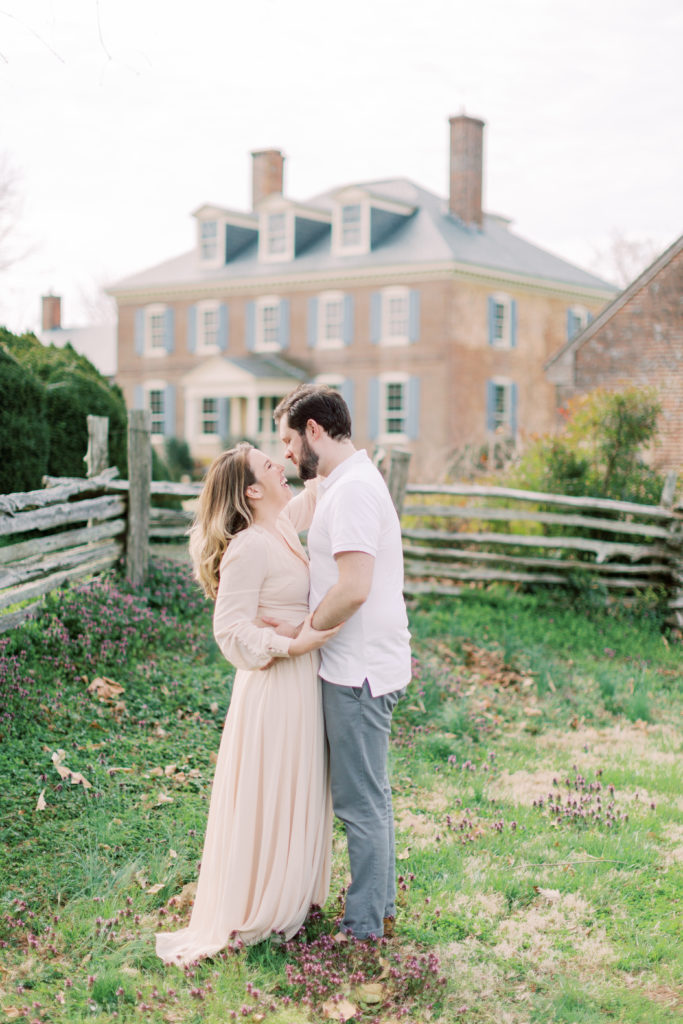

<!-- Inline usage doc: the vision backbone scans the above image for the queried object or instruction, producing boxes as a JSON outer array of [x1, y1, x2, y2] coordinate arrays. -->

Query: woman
[[156, 443, 335, 965]]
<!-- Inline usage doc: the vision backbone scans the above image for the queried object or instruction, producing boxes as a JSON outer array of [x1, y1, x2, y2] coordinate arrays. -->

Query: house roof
[[109, 178, 617, 298], [545, 232, 683, 372], [39, 324, 117, 377]]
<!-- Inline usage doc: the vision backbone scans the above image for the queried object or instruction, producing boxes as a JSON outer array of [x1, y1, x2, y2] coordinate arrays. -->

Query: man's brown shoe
[[383, 916, 396, 938]]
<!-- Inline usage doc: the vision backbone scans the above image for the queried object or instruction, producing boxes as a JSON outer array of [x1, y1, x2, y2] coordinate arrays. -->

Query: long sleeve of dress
[[213, 532, 292, 671], [281, 478, 318, 533]]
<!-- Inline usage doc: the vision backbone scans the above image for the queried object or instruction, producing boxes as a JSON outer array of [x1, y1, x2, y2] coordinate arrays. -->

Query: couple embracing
[[156, 383, 411, 965]]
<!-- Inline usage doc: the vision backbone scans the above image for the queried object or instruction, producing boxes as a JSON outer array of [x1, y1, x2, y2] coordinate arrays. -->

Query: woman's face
[[247, 449, 291, 509]]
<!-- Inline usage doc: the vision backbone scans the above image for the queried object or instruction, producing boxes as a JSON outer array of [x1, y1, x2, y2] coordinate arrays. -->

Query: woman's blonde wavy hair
[[189, 443, 256, 599]]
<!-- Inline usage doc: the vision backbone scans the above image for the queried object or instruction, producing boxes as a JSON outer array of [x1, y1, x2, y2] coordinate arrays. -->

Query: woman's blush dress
[[156, 493, 331, 965]]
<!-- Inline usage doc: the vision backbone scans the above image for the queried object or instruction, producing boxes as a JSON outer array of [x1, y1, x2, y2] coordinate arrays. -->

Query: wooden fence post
[[126, 409, 151, 587], [660, 472, 683, 629], [386, 449, 412, 517], [85, 415, 109, 478]]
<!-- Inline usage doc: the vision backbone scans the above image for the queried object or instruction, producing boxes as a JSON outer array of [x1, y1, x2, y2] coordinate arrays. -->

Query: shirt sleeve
[[213, 532, 292, 670], [327, 479, 382, 558], [281, 478, 319, 533]]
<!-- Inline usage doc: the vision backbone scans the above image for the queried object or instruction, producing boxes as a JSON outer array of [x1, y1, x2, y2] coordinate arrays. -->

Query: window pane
[[257, 395, 284, 436], [384, 381, 406, 433], [149, 389, 164, 435], [149, 313, 165, 349], [202, 397, 218, 434], [341, 204, 361, 246], [202, 308, 218, 347], [323, 298, 343, 342], [494, 302, 507, 342], [261, 303, 279, 347], [267, 213, 287, 254], [388, 295, 408, 337], [200, 221, 218, 260], [494, 384, 508, 428]]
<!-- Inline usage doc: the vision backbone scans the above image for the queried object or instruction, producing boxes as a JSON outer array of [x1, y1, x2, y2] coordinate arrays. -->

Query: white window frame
[[491, 293, 512, 349], [145, 304, 168, 357], [200, 396, 219, 437], [259, 207, 294, 262], [318, 291, 345, 349], [490, 376, 513, 433], [332, 199, 370, 255], [257, 395, 285, 442], [315, 373, 344, 392], [378, 371, 409, 442], [380, 287, 410, 347], [255, 296, 282, 352], [144, 381, 166, 437], [199, 219, 218, 261], [196, 300, 221, 353], [569, 305, 590, 335]]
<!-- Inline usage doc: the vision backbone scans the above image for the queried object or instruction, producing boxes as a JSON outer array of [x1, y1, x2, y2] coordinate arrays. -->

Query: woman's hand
[[288, 614, 342, 657], [258, 615, 302, 639]]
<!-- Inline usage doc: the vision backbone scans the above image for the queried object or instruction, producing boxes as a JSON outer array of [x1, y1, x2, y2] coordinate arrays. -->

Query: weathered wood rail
[[401, 479, 683, 627]]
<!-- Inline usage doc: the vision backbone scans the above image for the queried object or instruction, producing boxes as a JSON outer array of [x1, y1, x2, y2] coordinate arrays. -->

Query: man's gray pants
[[322, 679, 402, 939]]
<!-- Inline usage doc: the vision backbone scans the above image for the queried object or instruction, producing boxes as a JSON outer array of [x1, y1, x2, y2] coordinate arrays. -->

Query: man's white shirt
[[307, 449, 411, 696]]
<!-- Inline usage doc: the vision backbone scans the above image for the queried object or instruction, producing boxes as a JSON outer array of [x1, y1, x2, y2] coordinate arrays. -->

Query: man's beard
[[297, 436, 319, 481]]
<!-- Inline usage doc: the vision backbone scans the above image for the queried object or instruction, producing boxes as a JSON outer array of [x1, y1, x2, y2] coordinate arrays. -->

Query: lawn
[[0, 560, 681, 1023]]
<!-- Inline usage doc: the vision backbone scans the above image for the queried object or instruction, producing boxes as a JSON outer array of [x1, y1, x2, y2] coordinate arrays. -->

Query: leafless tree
[[591, 229, 659, 289], [0, 153, 30, 272]]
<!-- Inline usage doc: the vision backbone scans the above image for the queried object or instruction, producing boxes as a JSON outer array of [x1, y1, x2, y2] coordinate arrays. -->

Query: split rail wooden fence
[[400, 477, 683, 627], [1, 419, 682, 633]]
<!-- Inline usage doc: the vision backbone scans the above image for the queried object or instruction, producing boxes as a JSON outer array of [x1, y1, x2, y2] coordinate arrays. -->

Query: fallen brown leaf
[[322, 998, 358, 1020], [356, 982, 384, 1004], [35, 789, 47, 811], [88, 676, 125, 701], [146, 883, 165, 895]]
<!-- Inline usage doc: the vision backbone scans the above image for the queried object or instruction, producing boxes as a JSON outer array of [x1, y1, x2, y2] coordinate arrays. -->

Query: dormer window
[[200, 220, 218, 261], [259, 206, 294, 262], [267, 213, 287, 255], [341, 204, 362, 247]]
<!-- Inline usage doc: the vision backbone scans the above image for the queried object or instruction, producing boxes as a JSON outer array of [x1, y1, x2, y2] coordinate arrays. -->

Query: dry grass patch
[[494, 890, 614, 973], [661, 823, 683, 866], [537, 722, 681, 766], [487, 768, 559, 806]]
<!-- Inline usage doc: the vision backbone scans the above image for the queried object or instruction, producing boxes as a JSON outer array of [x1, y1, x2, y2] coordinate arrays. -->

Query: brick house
[[108, 116, 615, 480], [545, 234, 683, 471]]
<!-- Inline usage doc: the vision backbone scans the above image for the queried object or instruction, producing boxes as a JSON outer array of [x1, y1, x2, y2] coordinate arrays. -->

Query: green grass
[[0, 565, 681, 1023]]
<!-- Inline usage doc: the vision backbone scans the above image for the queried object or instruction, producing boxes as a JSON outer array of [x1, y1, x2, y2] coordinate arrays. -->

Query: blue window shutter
[[218, 397, 231, 439], [510, 300, 517, 348], [165, 384, 176, 438], [279, 299, 290, 350], [340, 378, 355, 423], [368, 378, 380, 440], [486, 380, 496, 432], [187, 305, 197, 353], [246, 301, 256, 351], [407, 376, 421, 440], [488, 297, 496, 346], [218, 302, 229, 351], [343, 294, 354, 346], [133, 385, 144, 410], [408, 289, 420, 344], [510, 382, 518, 436], [587, 310, 594, 324], [134, 310, 144, 355], [307, 297, 318, 348], [164, 308, 175, 354], [370, 292, 382, 344], [567, 309, 577, 340]]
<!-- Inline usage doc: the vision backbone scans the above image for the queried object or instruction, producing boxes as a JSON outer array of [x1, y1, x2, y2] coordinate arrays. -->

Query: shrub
[[0, 343, 49, 491], [509, 387, 666, 503], [1, 330, 128, 479]]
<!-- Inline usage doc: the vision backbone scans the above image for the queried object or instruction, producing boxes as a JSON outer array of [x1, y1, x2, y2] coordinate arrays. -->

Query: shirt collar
[[317, 448, 370, 494]]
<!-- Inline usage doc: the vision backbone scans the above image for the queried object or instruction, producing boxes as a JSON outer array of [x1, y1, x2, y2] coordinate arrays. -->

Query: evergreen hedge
[[0, 345, 49, 492]]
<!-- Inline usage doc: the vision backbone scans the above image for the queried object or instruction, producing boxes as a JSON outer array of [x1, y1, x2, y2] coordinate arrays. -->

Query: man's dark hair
[[274, 384, 352, 439]]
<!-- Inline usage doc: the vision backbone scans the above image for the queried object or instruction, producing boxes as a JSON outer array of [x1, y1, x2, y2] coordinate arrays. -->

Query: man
[[274, 384, 411, 940]]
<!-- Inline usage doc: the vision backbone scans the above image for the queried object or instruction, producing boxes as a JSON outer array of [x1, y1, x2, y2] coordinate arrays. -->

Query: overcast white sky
[[1, 0, 681, 334]]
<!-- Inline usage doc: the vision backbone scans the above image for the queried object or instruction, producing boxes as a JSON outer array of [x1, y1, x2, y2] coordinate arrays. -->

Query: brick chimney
[[41, 294, 62, 331], [448, 114, 485, 227], [251, 149, 285, 209]]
